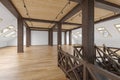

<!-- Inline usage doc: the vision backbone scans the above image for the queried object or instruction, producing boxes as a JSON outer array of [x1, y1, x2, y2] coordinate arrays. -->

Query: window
[[72, 31, 82, 38], [8, 25, 14, 29], [4, 31, 16, 37], [115, 24, 120, 32], [2, 28, 9, 33], [0, 25, 17, 38], [97, 27, 111, 37]]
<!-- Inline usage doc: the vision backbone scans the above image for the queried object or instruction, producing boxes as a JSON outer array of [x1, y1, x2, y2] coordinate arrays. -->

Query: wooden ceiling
[[10, 0, 120, 31]]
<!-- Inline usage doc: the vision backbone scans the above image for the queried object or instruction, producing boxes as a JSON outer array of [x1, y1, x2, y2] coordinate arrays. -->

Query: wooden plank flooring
[[0, 45, 73, 80]]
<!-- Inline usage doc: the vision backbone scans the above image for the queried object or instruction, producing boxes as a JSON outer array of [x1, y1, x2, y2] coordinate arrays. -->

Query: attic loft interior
[[0, 0, 120, 80]]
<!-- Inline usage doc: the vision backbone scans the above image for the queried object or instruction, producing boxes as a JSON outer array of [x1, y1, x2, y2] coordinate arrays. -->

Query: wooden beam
[[70, 26, 81, 30], [0, 0, 21, 18], [69, 0, 83, 3], [30, 28, 48, 31], [64, 31, 67, 45], [69, 14, 120, 31], [82, 0, 95, 63], [24, 18, 81, 26], [69, 30, 72, 45], [30, 27, 49, 30], [57, 23, 62, 45], [63, 22, 81, 26], [66, 0, 120, 22], [60, 3, 83, 22], [95, 14, 120, 23], [95, 0, 120, 13], [26, 27, 31, 47], [24, 18, 57, 23], [51, 1, 83, 29], [17, 17, 24, 53]]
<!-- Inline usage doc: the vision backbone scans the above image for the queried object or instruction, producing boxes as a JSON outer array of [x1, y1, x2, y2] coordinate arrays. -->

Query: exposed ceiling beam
[[70, 14, 120, 31], [30, 27, 50, 30], [24, 18, 58, 23], [65, 0, 120, 21], [69, 0, 83, 3], [63, 22, 81, 26], [31, 29, 48, 31], [70, 26, 81, 30], [0, 0, 21, 18], [60, 1, 83, 22], [51, 1, 83, 29], [95, 14, 120, 23], [24, 18, 81, 26], [95, 0, 120, 13]]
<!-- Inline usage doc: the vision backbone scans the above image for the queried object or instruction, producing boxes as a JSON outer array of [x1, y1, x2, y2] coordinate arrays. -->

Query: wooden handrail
[[58, 46, 120, 80]]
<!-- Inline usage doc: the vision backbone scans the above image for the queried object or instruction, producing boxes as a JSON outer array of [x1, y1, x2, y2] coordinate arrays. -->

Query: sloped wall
[[72, 18, 120, 48]]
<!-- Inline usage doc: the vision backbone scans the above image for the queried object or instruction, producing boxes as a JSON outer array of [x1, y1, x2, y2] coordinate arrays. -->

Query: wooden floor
[[0, 45, 73, 80]]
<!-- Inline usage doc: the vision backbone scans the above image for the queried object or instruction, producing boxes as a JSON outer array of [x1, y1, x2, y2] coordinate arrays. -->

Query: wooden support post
[[29, 29, 31, 46], [26, 27, 31, 47], [50, 29, 53, 46], [69, 30, 72, 45], [64, 31, 67, 45], [48, 29, 51, 46], [82, 0, 95, 64], [57, 23, 62, 45], [17, 17, 24, 53], [48, 28, 53, 46]]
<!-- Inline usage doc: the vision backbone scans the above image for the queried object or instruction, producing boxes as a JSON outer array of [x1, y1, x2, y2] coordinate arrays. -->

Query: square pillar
[[64, 31, 67, 45], [17, 17, 24, 53], [26, 27, 31, 47], [69, 30, 72, 45], [82, 0, 95, 64], [57, 23, 62, 45]]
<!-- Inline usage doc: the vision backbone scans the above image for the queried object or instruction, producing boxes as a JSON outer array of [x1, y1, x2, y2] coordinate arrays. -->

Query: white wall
[[31, 31, 48, 45], [0, 42, 7, 48]]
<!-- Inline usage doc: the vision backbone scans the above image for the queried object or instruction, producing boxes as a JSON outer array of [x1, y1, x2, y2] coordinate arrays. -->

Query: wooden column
[[64, 31, 67, 45], [69, 30, 72, 45], [48, 28, 53, 46], [82, 0, 95, 63], [57, 23, 62, 45], [26, 27, 31, 47], [17, 17, 24, 53], [48, 29, 51, 46]]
